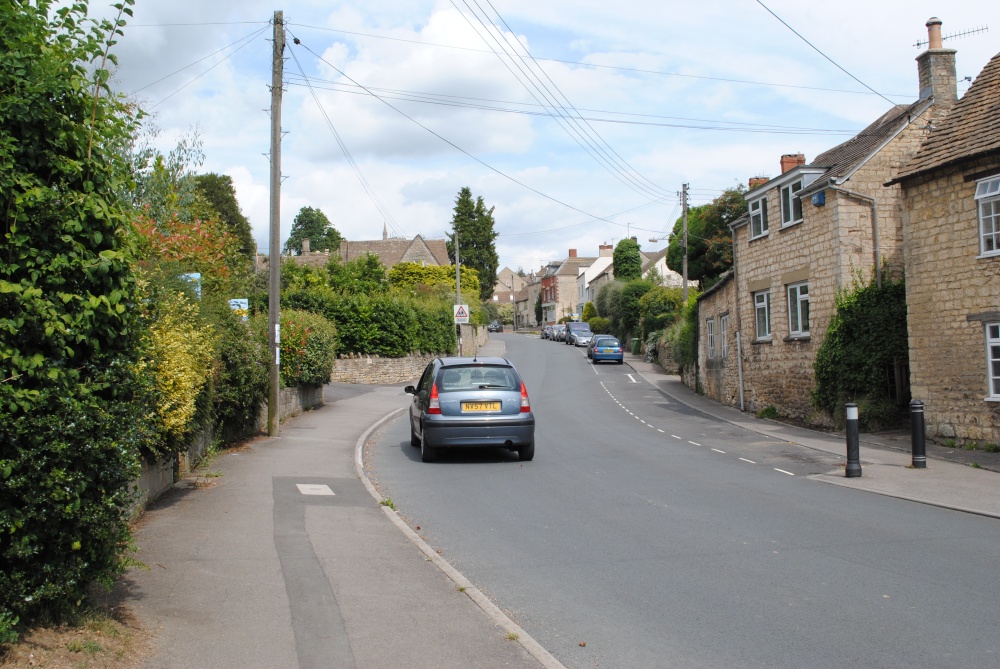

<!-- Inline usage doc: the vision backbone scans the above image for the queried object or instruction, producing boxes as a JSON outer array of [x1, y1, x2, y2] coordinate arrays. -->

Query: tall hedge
[[1, 0, 145, 625]]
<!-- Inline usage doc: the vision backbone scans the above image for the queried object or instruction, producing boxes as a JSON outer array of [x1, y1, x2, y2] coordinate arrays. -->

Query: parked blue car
[[591, 337, 624, 364]]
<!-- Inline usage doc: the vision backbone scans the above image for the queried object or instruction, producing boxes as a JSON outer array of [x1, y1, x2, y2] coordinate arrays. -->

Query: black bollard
[[845, 403, 862, 478], [910, 399, 927, 469]]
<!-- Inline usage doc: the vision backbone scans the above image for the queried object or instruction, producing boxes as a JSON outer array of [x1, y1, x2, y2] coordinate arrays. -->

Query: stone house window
[[787, 282, 810, 337], [719, 313, 729, 359], [706, 318, 716, 358], [780, 179, 804, 227], [976, 174, 1000, 256], [987, 323, 1000, 400], [753, 291, 771, 340], [750, 197, 769, 239]]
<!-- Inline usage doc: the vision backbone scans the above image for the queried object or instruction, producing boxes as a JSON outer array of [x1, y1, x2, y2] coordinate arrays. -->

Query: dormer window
[[780, 179, 804, 227], [749, 198, 769, 239]]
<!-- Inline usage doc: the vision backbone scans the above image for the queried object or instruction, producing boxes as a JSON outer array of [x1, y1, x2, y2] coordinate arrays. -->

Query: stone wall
[[901, 156, 1000, 444], [697, 275, 742, 407], [331, 352, 439, 385]]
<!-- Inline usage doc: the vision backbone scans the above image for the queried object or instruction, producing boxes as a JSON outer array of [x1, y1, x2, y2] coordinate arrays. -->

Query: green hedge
[[212, 307, 269, 442], [252, 309, 337, 388]]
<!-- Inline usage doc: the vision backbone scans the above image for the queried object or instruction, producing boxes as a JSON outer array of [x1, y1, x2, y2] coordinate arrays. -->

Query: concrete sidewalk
[[623, 350, 1000, 519], [129, 370, 560, 669]]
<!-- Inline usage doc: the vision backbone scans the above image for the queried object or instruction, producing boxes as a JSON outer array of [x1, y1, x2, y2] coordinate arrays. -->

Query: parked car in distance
[[591, 337, 624, 364], [564, 321, 590, 345], [569, 327, 593, 347], [487, 320, 502, 332], [586, 334, 615, 358], [551, 324, 566, 341], [404, 357, 535, 463], [541, 325, 552, 339]]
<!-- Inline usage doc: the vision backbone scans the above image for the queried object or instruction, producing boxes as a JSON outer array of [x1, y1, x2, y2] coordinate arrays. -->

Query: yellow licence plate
[[462, 401, 501, 412]]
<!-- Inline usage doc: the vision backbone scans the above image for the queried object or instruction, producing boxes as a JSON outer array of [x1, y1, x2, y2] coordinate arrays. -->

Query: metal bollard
[[910, 399, 927, 469], [845, 403, 862, 478]]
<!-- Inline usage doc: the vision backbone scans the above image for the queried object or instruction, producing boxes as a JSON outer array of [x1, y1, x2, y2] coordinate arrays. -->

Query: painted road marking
[[689, 441, 702, 446], [626, 374, 637, 383], [711, 448, 725, 453], [739, 458, 757, 464], [774, 468, 795, 476], [296, 484, 335, 496]]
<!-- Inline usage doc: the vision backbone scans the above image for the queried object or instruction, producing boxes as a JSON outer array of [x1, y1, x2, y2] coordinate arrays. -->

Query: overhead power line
[[755, 0, 897, 106], [286, 23, 913, 99]]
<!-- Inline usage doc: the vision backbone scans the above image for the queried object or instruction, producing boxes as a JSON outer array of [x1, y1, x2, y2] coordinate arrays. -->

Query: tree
[[666, 186, 747, 288], [328, 253, 388, 295], [1, 0, 148, 626], [194, 173, 255, 260], [285, 207, 341, 255], [613, 238, 643, 281], [534, 292, 542, 325], [446, 187, 499, 302]]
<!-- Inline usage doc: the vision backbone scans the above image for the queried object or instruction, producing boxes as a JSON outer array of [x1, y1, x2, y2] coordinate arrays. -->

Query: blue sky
[[104, 0, 1000, 273]]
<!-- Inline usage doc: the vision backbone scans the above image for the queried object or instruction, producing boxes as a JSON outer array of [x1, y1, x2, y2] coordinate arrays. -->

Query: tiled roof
[[641, 249, 667, 272], [556, 257, 596, 276], [808, 99, 927, 182], [891, 52, 1000, 182], [340, 235, 450, 268]]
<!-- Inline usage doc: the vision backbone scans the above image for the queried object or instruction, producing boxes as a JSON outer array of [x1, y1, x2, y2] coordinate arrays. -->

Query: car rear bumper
[[592, 352, 624, 362], [423, 414, 535, 448]]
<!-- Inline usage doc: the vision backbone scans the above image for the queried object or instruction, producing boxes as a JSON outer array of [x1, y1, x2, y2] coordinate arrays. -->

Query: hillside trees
[[0, 0, 147, 627]]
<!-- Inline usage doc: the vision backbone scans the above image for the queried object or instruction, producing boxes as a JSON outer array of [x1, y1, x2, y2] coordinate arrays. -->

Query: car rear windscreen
[[438, 366, 517, 391]]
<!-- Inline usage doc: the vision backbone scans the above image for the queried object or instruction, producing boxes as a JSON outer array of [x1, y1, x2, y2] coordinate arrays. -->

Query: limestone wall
[[901, 156, 1000, 444]]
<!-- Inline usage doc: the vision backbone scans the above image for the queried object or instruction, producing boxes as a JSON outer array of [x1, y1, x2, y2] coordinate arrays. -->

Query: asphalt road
[[370, 333, 1000, 669]]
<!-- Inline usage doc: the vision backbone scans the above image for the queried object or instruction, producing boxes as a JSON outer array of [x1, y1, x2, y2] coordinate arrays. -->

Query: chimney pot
[[569, 249, 577, 258], [780, 154, 806, 174], [916, 17, 957, 104], [926, 17, 943, 49]]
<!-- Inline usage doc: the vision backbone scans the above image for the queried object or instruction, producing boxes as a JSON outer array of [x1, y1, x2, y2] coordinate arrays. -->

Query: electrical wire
[[286, 31, 637, 228], [450, 0, 671, 201], [755, 0, 897, 106], [286, 22, 912, 99], [148, 25, 268, 108], [286, 45, 407, 239], [281, 75, 857, 135], [131, 25, 270, 96]]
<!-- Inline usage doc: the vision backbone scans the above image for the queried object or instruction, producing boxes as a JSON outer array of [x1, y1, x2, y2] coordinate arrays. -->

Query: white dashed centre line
[[689, 441, 702, 446], [739, 458, 757, 464], [671, 435, 682, 440], [774, 468, 795, 476], [711, 448, 725, 454]]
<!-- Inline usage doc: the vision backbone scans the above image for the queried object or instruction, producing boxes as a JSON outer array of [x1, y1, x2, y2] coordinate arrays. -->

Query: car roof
[[438, 356, 514, 368]]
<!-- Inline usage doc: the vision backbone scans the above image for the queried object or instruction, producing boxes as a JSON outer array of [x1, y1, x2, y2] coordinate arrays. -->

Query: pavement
[[128, 332, 1000, 669]]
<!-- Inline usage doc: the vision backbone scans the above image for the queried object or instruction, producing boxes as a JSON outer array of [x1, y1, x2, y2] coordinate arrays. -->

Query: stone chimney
[[748, 176, 770, 190], [568, 249, 577, 258], [917, 17, 957, 105], [599, 244, 613, 257], [780, 154, 806, 174], [302, 238, 310, 254]]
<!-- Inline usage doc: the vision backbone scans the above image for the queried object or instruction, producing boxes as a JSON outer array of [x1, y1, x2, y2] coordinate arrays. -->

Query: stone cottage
[[888, 49, 1000, 444], [696, 18, 957, 424]]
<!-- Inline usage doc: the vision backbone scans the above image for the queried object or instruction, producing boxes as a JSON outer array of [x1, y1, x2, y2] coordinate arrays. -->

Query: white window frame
[[749, 197, 769, 239], [780, 179, 804, 227], [987, 323, 1000, 400], [753, 291, 771, 340], [976, 174, 1000, 257], [719, 313, 729, 359], [787, 282, 810, 336], [706, 318, 716, 359]]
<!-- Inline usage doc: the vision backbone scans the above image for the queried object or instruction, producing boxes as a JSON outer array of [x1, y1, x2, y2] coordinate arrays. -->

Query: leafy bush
[[588, 316, 610, 333], [581, 302, 597, 322], [664, 294, 699, 369], [620, 280, 653, 340], [638, 286, 684, 338], [812, 274, 908, 424], [211, 306, 268, 442], [1, 0, 148, 624], [388, 261, 480, 300], [253, 310, 337, 388]]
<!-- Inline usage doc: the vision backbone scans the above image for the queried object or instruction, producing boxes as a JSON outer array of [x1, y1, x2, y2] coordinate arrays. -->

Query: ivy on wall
[[812, 274, 909, 430]]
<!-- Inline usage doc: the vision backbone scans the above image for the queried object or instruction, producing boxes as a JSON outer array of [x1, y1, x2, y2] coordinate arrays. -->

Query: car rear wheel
[[518, 442, 535, 461], [421, 438, 436, 463]]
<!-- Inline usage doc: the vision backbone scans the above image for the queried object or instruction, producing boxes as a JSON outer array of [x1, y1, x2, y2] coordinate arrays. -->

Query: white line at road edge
[[355, 409, 567, 669]]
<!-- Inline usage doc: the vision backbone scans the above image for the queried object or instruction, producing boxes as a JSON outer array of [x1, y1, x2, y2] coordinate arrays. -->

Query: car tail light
[[428, 383, 441, 414], [520, 382, 531, 413]]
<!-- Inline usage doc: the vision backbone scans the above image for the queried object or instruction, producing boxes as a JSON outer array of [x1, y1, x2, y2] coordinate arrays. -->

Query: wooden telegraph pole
[[267, 11, 284, 436]]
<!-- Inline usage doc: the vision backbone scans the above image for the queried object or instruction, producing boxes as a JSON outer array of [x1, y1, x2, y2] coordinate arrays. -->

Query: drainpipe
[[730, 225, 745, 411], [829, 185, 881, 288]]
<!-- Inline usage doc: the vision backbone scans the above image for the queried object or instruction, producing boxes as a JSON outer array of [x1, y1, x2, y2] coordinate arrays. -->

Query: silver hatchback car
[[405, 357, 536, 463]]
